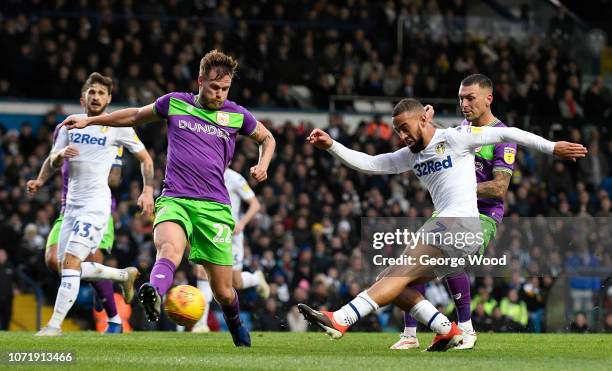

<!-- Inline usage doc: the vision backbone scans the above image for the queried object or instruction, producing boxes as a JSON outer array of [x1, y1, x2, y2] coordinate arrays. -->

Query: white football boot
[[35, 326, 62, 337], [389, 334, 420, 349], [454, 329, 477, 349]]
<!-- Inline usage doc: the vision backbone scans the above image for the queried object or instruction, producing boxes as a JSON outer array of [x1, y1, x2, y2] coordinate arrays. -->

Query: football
[[163, 285, 206, 327]]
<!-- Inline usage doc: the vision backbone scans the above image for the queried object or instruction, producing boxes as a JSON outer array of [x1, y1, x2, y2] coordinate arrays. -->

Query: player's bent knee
[[157, 241, 184, 265], [62, 253, 82, 270], [213, 286, 235, 305], [86, 249, 104, 263]]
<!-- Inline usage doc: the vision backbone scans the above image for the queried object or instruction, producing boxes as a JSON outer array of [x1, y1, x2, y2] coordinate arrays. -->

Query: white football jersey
[[52, 114, 146, 209], [224, 168, 255, 222], [328, 126, 554, 217]]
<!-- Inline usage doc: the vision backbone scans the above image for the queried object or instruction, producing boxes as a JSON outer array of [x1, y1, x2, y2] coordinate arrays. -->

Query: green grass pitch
[[0, 332, 610, 370]]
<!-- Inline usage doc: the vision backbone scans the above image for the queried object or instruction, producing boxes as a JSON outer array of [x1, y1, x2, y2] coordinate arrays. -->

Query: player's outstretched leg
[[80, 262, 140, 302], [297, 302, 354, 339], [299, 243, 462, 351], [445, 272, 476, 349], [36, 252, 83, 336], [390, 283, 426, 350]]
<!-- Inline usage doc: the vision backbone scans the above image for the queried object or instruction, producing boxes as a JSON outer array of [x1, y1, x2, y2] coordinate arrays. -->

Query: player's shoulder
[[162, 91, 193, 100], [157, 91, 195, 105], [492, 120, 509, 128], [441, 126, 465, 140], [490, 121, 517, 148], [440, 126, 474, 149]]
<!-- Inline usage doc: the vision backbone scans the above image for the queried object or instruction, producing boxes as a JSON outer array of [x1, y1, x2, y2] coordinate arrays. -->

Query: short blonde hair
[[199, 50, 238, 81]]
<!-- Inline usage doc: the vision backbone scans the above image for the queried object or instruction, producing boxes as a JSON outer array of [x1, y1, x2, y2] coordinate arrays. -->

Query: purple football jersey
[[461, 119, 517, 223], [153, 92, 257, 205]]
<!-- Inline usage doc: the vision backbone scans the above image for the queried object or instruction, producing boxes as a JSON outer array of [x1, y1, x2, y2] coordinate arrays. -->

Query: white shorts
[[58, 205, 109, 262], [420, 216, 482, 278], [232, 232, 244, 270]]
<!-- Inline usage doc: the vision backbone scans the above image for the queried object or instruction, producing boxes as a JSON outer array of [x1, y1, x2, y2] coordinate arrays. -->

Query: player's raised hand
[[553, 141, 588, 161], [60, 114, 90, 130], [137, 190, 154, 216], [250, 164, 267, 183], [26, 179, 43, 195], [307, 128, 333, 150], [61, 145, 80, 159]]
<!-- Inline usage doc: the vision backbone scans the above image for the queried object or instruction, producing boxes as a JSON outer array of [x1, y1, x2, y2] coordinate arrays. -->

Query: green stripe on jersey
[[168, 97, 244, 129], [475, 144, 494, 160]]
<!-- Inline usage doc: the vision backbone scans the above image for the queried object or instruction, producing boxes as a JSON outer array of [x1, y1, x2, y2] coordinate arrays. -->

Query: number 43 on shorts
[[72, 221, 92, 238], [212, 223, 232, 243]]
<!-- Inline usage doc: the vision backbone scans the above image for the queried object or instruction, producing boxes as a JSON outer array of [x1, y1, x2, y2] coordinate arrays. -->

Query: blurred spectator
[[559, 89, 583, 121], [471, 303, 492, 332], [286, 305, 308, 332], [471, 287, 498, 316], [255, 298, 286, 331], [0, 249, 16, 330], [583, 77, 611, 124], [566, 243, 600, 313], [500, 289, 528, 329], [521, 277, 546, 332], [579, 142, 608, 190], [569, 311, 589, 333], [490, 306, 518, 332]]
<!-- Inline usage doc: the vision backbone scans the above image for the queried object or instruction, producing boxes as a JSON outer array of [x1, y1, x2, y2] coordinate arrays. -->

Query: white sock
[[403, 326, 417, 337], [48, 269, 81, 329], [80, 262, 128, 282], [240, 271, 260, 289], [409, 300, 452, 335], [108, 314, 122, 324], [333, 290, 379, 327], [459, 319, 473, 333], [195, 279, 213, 328]]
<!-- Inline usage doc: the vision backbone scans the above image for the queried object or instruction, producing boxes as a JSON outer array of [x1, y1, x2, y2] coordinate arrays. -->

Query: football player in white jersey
[[27, 143, 125, 333], [298, 98, 586, 351], [192, 168, 270, 332], [36, 73, 155, 336]]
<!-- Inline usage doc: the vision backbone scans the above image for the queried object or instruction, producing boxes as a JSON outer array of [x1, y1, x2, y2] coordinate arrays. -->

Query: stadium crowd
[[0, 0, 611, 333]]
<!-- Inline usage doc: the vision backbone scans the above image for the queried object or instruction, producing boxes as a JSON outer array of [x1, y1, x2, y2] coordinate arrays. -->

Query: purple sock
[[220, 289, 242, 331], [150, 258, 176, 296], [92, 280, 118, 318], [404, 283, 426, 328], [445, 272, 472, 323]]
